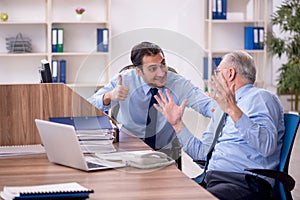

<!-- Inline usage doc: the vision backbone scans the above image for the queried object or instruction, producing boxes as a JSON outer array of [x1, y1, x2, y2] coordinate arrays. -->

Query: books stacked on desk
[[49, 116, 116, 154], [0, 182, 93, 200]]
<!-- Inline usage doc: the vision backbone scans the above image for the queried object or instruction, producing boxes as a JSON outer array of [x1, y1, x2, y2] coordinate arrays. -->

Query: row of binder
[[210, 0, 227, 20], [52, 28, 64, 52], [244, 26, 264, 50], [51, 59, 67, 83], [51, 27, 109, 53]]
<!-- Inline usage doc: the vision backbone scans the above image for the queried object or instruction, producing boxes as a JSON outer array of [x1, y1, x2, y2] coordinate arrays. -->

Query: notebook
[[35, 119, 125, 171], [0, 182, 93, 200]]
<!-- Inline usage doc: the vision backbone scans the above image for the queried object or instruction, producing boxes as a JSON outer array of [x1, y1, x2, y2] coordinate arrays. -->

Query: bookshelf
[[203, 0, 270, 88], [0, 0, 111, 98]]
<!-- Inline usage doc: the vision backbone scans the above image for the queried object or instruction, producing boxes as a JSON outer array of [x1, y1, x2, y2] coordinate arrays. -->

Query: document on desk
[[0, 144, 45, 157]]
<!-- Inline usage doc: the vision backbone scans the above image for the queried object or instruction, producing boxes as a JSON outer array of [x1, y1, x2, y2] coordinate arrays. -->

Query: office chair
[[245, 113, 300, 200]]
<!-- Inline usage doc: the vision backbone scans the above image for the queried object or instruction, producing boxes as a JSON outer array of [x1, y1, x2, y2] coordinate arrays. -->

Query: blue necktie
[[145, 88, 158, 149]]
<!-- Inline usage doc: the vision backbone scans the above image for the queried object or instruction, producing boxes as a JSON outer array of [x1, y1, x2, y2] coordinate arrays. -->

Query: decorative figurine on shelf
[[0, 13, 9, 22], [75, 7, 85, 21]]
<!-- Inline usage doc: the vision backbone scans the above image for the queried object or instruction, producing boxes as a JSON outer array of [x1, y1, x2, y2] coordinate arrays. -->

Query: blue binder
[[212, 0, 227, 20], [258, 27, 264, 50], [244, 26, 255, 50], [97, 28, 109, 52], [59, 59, 66, 84], [51, 60, 58, 83], [49, 116, 113, 130], [51, 28, 57, 52]]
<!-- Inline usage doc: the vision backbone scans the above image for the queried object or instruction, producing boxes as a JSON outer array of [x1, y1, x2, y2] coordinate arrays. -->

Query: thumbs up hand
[[111, 74, 129, 101]]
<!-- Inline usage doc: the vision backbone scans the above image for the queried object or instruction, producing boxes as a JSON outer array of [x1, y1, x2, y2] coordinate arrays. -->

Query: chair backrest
[[277, 113, 300, 200], [110, 65, 177, 120]]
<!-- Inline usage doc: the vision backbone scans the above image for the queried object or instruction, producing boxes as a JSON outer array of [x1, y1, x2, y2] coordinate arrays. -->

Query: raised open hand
[[153, 89, 187, 133]]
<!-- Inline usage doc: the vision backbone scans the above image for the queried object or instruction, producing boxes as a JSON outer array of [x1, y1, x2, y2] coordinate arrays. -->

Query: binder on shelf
[[211, 0, 217, 19], [203, 57, 222, 80], [97, 28, 109, 52], [253, 27, 259, 49], [59, 59, 66, 84], [258, 27, 264, 50], [244, 26, 255, 50], [51, 28, 57, 52], [40, 59, 53, 83], [57, 28, 64, 52], [0, 182, 93, 200], [51, 60, 58, 83]]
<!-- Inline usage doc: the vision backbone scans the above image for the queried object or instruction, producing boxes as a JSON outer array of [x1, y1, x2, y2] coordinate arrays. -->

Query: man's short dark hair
[[130, 41, 165, 69]]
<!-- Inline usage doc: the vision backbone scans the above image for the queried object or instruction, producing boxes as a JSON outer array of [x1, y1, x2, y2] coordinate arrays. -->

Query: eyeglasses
[[214, 68, 226, 76]]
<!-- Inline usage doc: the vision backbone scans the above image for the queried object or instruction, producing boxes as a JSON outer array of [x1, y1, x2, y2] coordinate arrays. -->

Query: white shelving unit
[[0, 0, 111, 98], [204, 0, 269, 88]]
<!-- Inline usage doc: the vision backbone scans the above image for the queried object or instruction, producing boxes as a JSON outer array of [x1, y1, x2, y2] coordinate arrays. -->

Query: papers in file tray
[[0, 182, 93, 200], [6, 33, 32, 53]]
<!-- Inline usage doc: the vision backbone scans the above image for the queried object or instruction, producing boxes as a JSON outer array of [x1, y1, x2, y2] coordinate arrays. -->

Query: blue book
[[97, 28, 109, 52], [244, 26, 255, 50], [59, 59, 66, 84], [49, 116, 113, 130]]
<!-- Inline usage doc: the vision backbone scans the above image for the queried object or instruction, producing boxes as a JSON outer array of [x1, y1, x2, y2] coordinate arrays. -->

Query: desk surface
[[0, 129, 216, 199]]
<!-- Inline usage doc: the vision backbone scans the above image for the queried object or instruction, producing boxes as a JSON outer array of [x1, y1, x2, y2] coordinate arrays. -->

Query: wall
[[110, 0, 293, 112], [110, 0, 205, 88]]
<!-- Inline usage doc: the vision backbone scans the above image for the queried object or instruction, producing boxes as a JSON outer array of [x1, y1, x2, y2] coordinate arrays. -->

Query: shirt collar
[[235, 84, 253, 102]]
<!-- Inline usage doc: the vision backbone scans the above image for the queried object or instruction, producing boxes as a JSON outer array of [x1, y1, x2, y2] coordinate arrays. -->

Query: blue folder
[[97, 28, 109, 52], [49, 116, 113, 130], [244, 26, 255, 50]]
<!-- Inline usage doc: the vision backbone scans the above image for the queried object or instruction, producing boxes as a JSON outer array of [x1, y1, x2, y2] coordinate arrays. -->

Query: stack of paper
[[77, 129, 115, 154], [0, 144, 45, 157], [49, 116, 116, 154]]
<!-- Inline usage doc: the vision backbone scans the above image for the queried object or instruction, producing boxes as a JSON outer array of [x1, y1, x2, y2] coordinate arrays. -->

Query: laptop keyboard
[[87, 161, 105, 168]]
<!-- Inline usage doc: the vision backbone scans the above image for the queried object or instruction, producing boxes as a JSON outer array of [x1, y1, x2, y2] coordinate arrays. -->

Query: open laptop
[[35, 119, 125, 171]]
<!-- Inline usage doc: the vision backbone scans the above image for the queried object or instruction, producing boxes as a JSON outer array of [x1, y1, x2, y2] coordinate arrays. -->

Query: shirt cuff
[[177, 127, 194, 147]]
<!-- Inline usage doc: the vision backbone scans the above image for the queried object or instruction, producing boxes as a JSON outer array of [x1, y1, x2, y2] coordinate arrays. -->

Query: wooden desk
[[0, 129, 216, 199]]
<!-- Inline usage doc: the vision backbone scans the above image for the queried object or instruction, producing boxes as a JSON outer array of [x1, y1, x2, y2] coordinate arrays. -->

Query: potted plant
[[75, 7, 85, 20], [266, 0, 300, 112]]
